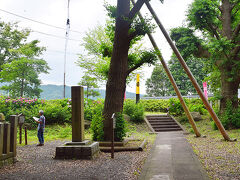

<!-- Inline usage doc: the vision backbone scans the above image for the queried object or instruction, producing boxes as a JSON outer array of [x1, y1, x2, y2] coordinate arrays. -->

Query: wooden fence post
[[10, 115, 18, 157], [3, 123, 10, 155], [0, 123, 3, 157]]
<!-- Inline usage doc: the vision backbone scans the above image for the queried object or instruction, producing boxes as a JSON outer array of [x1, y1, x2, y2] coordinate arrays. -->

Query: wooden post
[[25, 127, 27, 145], [71, 86, 85, 142], [145, 1, 232, 141], [0, 123, 3, 157], [19, 124, 22, 144], [131, 0, 201, 137], [10, 115, 18, 157], [3, 123, 10, 154], [111, 118, 114, 159]]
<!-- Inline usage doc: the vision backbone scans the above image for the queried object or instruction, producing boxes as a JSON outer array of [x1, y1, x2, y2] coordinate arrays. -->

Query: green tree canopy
[[168, 55, 209, 96], [78, 74, 100, 100], [170, 0, 240, 113], [146, 64, 171, 97], [0, 21, 30, 68], [0, 21, 49, 98], [76, 5, 158, 84]]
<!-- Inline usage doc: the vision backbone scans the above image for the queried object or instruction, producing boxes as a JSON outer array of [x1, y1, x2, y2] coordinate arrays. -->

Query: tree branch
[[233, 23, 240, 39], [128, 0, 147, 20], [232, 45, 240, 59], [126, 61, 145, 76], [194, 43, 211, 59], [128, 31, 139, 41]]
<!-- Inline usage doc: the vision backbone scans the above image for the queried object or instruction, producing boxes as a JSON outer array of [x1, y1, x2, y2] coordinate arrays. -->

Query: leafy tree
[[0, 38, 49, 98], [77, 23, 156, 84], [78, 74, 100, 100], [78, 1, 159, 140], [102, 0, 161, 140], [170, 0, 240, 113], [168, 55, 208, 95], [0, 21, 29, 69], [146, 64, 171, 97]]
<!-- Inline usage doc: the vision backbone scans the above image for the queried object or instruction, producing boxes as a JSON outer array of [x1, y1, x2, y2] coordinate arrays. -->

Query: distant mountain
[[39, 84, 141, 100]]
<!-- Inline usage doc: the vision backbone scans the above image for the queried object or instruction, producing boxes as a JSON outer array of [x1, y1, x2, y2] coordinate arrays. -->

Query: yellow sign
[[136, 74, 140, 94]]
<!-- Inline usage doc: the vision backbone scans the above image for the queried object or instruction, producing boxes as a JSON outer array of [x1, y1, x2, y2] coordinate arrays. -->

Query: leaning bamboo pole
[[131, 0, 201, 137], [145, 0, 232, 141]]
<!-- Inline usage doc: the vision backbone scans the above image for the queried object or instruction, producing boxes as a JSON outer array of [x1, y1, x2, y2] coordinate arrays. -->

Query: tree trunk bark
[[220, 68, 239, 114], [103, 0, 130, 141]]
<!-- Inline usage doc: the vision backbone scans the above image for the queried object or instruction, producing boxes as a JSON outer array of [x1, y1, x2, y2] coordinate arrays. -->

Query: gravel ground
[[0, 140, 152, 180], [186, 135, 240, 180]]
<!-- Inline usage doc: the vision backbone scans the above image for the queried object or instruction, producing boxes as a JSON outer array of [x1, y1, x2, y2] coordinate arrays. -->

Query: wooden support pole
[[131, 0, 201, 137], [10, 115, 18, 157], [145, 1, 232, 141]]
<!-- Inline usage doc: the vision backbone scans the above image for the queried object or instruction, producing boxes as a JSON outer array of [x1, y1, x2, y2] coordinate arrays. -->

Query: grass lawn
[[18, 120, 156, 147], [177, 115, 240, 179]]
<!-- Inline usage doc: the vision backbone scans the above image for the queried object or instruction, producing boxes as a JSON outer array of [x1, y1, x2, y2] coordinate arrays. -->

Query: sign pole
[[136, 74, 140, 104]]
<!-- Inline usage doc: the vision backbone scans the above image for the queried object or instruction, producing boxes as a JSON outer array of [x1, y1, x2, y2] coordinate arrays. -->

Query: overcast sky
[[0, 0, 193, 94]]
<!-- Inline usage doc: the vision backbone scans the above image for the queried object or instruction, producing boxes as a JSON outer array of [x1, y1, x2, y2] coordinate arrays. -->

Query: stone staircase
[[145, 114, 182, 132]]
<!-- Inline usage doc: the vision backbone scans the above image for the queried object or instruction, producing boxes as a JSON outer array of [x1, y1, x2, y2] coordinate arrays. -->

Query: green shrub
[[41, 101, 71, 125], [123, 101, 145, 123], [114, 112, 127, 141], [140, 99, 169, 112], [189, 103, 207, 115], [213, 101, 240, 130], [84, 99, 104, 121], [168, 98, 184, 116], [90, 102, 104, 141]]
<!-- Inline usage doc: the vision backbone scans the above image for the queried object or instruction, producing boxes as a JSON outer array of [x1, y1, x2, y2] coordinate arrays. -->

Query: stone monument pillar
[[72, 86, 84, 142], [55, 86, 99, 159]]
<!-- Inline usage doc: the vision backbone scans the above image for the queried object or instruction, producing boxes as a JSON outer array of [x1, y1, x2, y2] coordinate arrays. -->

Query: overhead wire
[[0, 8, 82, 34], [31, 30, 81, 42]]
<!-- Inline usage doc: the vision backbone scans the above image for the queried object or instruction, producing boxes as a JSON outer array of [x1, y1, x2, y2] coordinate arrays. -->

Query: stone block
[[190, 112, 202, 121], [55, 142, 99, 160]]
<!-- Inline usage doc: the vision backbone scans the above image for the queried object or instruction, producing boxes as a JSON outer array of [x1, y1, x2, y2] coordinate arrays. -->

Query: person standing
[[34, 110, 45, 146]]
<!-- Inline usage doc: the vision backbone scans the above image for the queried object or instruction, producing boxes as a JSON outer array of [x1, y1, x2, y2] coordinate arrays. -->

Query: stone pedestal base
[[55, 140, 99, 160]]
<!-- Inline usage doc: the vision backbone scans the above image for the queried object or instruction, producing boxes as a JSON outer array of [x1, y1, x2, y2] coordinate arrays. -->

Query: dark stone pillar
[[71, 86, 85, 142]]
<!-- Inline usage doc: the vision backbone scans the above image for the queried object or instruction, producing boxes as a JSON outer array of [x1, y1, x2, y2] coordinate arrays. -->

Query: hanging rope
[[63, 0, 70, 98]]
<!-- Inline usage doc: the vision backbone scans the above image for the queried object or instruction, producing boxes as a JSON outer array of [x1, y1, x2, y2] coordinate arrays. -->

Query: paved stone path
[[139, 132, 209, 180]]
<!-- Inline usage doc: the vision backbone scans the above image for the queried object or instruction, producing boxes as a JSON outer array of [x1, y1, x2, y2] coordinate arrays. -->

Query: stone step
[[151, 124, 180, 128], [148, 120, 175, 123], [146, 115, 183, 132], [154, 128, 182, 132]]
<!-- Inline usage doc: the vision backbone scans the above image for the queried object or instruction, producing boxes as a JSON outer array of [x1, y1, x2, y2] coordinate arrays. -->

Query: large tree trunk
[[219, 0, 239, 114], [220, 67, 240, 114], [103, 0, 131, 141]]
